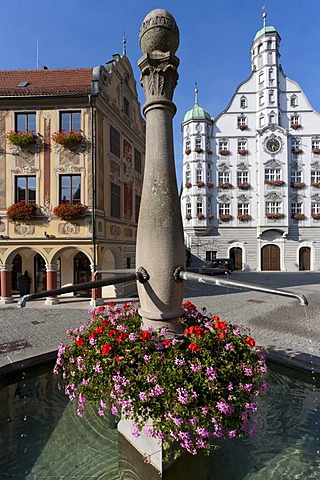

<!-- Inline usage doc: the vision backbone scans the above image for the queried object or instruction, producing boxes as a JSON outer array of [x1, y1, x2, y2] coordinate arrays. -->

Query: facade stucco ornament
[[311, 193, 320, 202], [42, 194, 53, 225], [56, 160, 83, 174], [311, 161, 320, 171], [237, 161, 249, 171], [218, 163, 230, 172], [265, 191, 283, 201], [12, 161, 38, 175], [136, 9, 185, 334], [237, 194, 250, 203], [264, 158, 283, 168], [218, 194, 231, 203]]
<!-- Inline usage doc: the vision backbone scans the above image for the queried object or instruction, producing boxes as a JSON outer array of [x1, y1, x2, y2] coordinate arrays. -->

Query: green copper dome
[[183, 103, 211, 124], [254, 25, 276, 40]]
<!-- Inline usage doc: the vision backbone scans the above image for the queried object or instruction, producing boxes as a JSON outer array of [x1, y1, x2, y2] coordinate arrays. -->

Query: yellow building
[[0, 54, 145, 305]]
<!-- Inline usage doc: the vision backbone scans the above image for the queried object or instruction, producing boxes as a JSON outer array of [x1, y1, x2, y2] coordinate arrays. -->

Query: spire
[[194, 82, 198, 106], [123, 31, 127, 56], [262, 11, 267, 28]]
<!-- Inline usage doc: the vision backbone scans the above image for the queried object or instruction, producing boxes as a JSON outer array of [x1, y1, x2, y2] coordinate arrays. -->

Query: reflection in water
[[0, 363, 319, 479]]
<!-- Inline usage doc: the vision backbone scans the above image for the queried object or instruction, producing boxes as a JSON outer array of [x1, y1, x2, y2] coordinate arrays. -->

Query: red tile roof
[[0, 68, 93, 97]]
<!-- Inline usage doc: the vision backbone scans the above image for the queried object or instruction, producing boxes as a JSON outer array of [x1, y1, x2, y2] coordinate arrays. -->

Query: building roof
[[254, 25, 276, 40], [0, 68, 93, 97], [182, 88, 211, 124]]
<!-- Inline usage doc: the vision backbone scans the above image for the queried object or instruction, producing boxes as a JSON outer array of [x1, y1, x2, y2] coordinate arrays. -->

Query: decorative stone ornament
[[139, 9, 179, 55]]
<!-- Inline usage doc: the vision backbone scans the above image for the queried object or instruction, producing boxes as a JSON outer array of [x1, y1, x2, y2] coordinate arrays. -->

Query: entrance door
[[74, 252, 91, 296], [299, 247, 310, 271], [230, 247, 242, 270], [34, 254, 47, 292], [12, 254, 22, 293], [261, 245, 280, 271]]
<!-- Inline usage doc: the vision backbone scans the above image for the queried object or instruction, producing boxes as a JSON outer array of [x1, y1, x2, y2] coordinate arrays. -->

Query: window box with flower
[[53, 202, 86, 221], [237, 124, 248, 131], [195, 181, 204, 187], [219, 149, 230, 156], [291, 148, 303, 154], [311, 213, 320, 220], [52, 130, 84, 149], [238, 149, 249, 156], [291, 123, 301, 130], [312, 147, 320, 154], [219, 214, 233, 222], [194, 147, 203, 153], [197, 213, 205, 220], [185, 149, 191, 155], [311, 182, 320, 189], [185, 182, 192, 189], [264, 180, 285, 187], [237, 182, 251, 190], [6, 130, 38, 148], [218, 182, 233, 190], [6, 202, 37, 222], [265, 212, 285, 219], [206, 182, 214, 188], [185, 213, 192, 220], [54, 301, 267, 462], [207, 214, 214, 220], [291, 213, 306, 220], [290, 182, 305, 189], [237, 213, 252, 222], [206, 148, 212, 154]]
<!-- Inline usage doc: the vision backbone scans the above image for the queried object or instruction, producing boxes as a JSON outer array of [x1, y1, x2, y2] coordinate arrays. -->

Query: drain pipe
[[175, 268, 308, 306]]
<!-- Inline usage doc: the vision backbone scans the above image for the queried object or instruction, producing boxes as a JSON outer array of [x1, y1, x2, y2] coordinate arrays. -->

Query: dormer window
[[290, 95, 298, 108], [240, 96, 247, 109]]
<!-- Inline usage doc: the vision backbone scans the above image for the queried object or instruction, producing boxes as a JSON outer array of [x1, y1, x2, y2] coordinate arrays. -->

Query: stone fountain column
[[136, 8, 185, 336]]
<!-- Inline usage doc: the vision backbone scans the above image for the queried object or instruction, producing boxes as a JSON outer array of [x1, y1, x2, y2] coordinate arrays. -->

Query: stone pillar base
[[0, 296, 14, 304], [45, 297, 60, 306], [118, 418, 210, 479]]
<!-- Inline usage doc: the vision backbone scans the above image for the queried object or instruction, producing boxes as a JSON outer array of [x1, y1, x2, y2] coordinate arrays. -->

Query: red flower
[[115, 356, 120, 362], [218, 331, 225, 340], [101, 343, 112, 355], [163, 340, 171, 347], [108, 301, 116, 307], [188, 343, 199, 352], [97, 306, 105, 312], [184, 326, 205, 337], [183, 301, 197, 310], [215, 320, 227, 331], [141, 331, 151, 341], [95, 326, 104, 334], [102, 320, 109, 327], [108, 329, 117, 336], [116, 332, 128, 343], [75, 337, 84, 346], [212, 315, 220, 321], [246, 336, 255, 347], [88, 333, 96, 341]]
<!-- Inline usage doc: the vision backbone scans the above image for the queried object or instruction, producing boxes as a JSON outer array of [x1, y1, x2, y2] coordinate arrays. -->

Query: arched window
[[240, 96, 247, 109], [290, 95, 298, 108], [259, 115, 265, 127]]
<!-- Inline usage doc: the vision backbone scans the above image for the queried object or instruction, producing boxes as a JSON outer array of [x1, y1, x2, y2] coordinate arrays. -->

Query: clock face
[[266, 138, 280, 153]]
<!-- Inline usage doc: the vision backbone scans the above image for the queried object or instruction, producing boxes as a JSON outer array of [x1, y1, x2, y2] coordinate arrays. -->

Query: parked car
[[199, 258, 234, 275]]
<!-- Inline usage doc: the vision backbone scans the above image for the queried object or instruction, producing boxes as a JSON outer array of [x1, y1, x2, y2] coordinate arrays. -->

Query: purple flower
[[143, 355, 151, 361], [190, 362, 202, 372], [97, 408, 105, 416], [139, 392, 147, 401], [244, 367, 253, 376], [144, 426, 154, 437], [177, 387, 189, 404], [174, 357, 185, 366], [225, 342, 234, 351], [129, 333, 138, 341], [111, 405, 118, 415], [93, 363, 103, 373], [228, 429, 237, 438]]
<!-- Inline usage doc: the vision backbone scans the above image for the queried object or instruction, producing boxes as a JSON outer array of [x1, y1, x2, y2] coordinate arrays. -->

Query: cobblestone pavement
[[0, 272, 319, 373]]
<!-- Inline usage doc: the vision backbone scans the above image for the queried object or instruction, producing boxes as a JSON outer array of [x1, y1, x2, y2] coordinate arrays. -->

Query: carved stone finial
[[139, 9, 179, 55]]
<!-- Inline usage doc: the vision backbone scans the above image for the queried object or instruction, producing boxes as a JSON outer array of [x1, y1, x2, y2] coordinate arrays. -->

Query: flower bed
[[237, 182, 251, 190], [237, 214, 252, 222], [265, 213, 285, 219], [290, 182, 305, 189], [264, 180, 285, 187], [219, 214, 233, 222], [291, 213, 306, 220], [54, 301, 267, 461], [52, 130, 83, 149], [218, 183, 233, 189], [6, 130, 37, 148], [53, 202, 86, 221], [6, 202, 37, 222]]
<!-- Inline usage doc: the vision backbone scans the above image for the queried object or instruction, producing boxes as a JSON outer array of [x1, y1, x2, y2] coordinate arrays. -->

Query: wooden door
[[230, 247, 242, 270], [261, 245, 280, 271], [299, 247, 310, 271]]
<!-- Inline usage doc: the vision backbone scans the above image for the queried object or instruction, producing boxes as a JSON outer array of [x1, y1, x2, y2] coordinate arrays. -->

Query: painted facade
[[0, 54, 145, 304], [181, 18, 320, 272]]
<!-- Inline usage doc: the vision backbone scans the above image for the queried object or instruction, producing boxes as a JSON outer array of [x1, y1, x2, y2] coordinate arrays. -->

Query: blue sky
[[2, 1, 320, 185]]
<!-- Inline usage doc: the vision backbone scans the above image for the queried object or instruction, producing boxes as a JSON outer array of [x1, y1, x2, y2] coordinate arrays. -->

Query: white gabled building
[[181, 15, 320, 272]]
